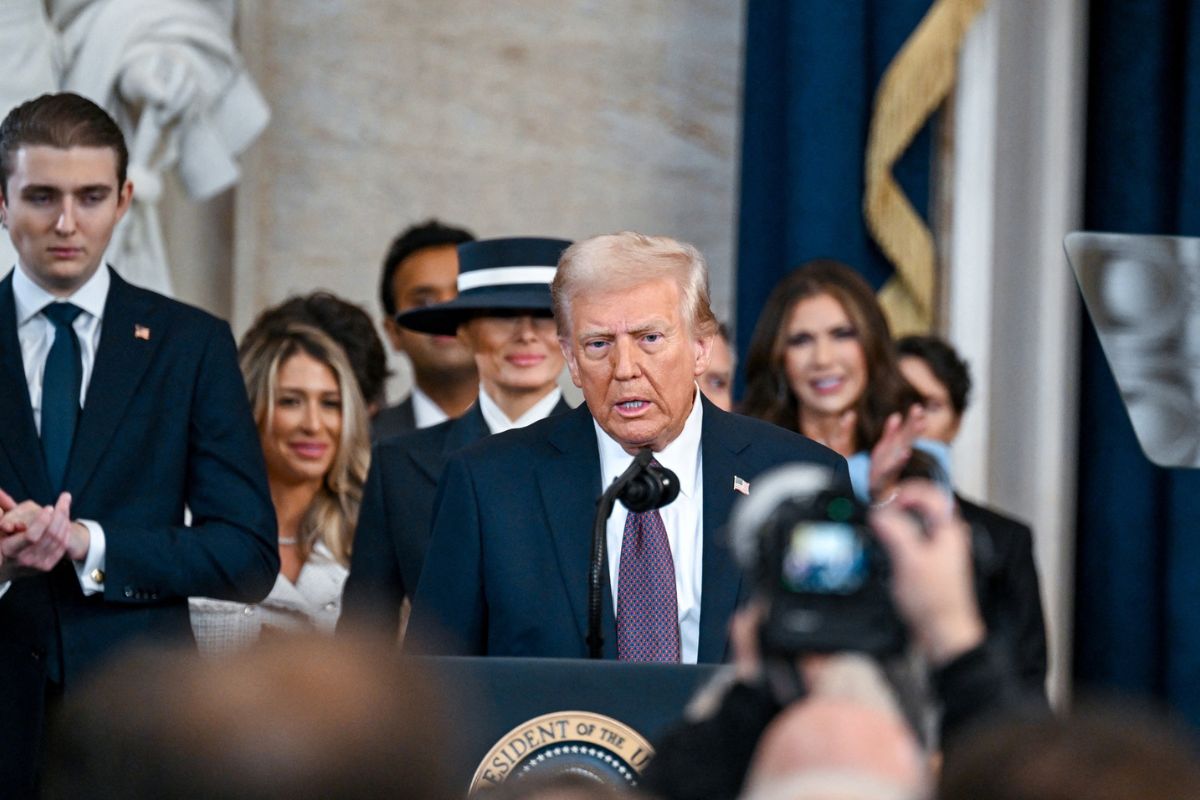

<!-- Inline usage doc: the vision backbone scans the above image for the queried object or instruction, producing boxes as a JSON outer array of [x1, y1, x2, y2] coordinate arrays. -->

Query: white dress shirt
[[4, 263, 109, 598], [410, 385, 451, 429], [595, 388, 705, 664], [478, 384, 563, 434]]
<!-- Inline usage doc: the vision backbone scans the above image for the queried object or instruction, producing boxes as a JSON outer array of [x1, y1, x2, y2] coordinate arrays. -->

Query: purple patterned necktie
[[616, 506, 681, 662]]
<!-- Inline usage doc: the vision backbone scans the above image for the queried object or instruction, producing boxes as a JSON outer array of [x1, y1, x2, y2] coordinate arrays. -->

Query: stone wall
[[231, 0, 745, 401]]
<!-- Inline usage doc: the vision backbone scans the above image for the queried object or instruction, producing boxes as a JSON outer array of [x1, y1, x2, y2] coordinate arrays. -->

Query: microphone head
[[728, 463, 836, 571], [618, 458, 681, 512]]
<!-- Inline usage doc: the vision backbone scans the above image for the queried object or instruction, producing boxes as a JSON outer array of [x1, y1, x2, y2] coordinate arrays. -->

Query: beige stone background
[[164, 1, 746, 404]]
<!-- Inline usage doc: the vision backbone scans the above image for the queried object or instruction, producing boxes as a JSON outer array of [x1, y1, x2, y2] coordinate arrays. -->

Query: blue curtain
[[1076, 1, 1200, 724], [735, 0, 934, 390]]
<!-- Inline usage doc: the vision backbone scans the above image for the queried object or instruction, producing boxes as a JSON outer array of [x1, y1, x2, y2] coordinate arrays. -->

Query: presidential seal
[[469, 711, 654, 794]]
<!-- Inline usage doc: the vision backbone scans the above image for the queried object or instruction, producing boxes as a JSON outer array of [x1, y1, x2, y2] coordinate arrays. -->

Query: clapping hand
[[868, 404, 926, 501], [0, 488, 83, 582]]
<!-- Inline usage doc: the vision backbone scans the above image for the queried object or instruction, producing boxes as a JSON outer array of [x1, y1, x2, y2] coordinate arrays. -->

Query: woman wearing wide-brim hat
[[339, 237, 574, 640]]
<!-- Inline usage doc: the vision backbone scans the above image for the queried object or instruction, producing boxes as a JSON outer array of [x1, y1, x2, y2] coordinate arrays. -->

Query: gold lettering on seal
[[469, 711, 655, 794]]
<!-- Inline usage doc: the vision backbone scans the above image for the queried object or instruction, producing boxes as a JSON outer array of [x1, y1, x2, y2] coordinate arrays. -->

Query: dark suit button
[[124, 587, 134, 598]]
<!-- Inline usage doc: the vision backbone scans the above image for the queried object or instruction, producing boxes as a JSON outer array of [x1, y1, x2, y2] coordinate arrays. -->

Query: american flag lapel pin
[[733, 475, 749, 495], [134, 324, 151, 341]]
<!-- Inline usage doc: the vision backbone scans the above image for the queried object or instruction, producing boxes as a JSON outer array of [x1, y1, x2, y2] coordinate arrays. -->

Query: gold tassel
[[864, 0, 987, 333]]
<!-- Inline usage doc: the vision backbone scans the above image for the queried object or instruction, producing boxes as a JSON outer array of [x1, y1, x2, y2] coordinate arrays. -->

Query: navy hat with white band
[[395, 236, 571, 335]]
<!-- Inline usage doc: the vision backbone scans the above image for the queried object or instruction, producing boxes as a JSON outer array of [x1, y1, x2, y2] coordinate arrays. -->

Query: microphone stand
[[586, 448, 680, 659]]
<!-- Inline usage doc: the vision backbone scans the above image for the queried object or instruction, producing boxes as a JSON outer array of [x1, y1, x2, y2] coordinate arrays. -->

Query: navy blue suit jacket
[[371, 396, 416, 442], [340, 398, 572, 634], [0, 269, 278, 793], [409, 396, 850, 663]]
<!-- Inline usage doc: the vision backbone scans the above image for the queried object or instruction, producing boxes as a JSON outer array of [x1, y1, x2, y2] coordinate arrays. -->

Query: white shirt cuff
[[0, 581, 8, 601], [73, 519, 106, 595]]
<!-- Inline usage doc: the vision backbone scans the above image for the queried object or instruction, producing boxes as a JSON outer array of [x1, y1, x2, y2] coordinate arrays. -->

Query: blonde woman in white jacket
[[190, 321, 369, 655]]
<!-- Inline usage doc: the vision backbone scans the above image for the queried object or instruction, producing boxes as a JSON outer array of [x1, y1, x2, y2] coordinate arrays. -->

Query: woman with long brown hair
[[744, 260, 1048, 697], [742, 259, 927, 498]]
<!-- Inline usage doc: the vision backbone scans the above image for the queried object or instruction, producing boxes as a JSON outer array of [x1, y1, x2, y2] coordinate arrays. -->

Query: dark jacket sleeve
[[933, 642, 1051, 752], [994, 520, 1048, 691], [960, 497, 1049, 694], [100, 319, 278, 603], [339, 442, 406, 636]]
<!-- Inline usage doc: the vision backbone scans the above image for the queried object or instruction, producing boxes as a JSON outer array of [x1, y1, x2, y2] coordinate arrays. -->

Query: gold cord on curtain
[[864, 0, 988, 335]]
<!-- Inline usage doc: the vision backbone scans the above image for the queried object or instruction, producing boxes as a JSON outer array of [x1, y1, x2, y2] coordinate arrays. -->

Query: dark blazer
[[371, 396, 416, 442], [408, 396, 851, 663], [0, 269, 278, 794], [340, 397, 572, 634], [957, 494, 1048, 692]]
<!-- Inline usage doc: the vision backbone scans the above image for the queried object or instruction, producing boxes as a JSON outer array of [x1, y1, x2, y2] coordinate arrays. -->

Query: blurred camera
[[730, 465, 907, 658]]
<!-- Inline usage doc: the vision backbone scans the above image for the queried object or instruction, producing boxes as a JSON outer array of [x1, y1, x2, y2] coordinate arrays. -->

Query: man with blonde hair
[[410, 232, 848, 662]]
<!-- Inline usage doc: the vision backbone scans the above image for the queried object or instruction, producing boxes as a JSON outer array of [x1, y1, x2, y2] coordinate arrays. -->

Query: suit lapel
[[410, 396, 573, 484], [537, 405, 614, 656], [396, 396, 416, 430], [64, 272, 160, 497], [408, 404, 489, 484], [698, 399, 747, 662], [0, 273, 53, 502], [551, 396, 573, 417], [444, 404, 489, 452]]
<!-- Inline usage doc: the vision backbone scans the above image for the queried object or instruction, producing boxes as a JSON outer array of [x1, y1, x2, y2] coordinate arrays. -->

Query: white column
[[947, 0, 1088, 705]]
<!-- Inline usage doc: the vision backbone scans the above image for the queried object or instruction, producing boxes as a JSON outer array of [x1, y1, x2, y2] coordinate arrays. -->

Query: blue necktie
[[40, 303, 83, 492]]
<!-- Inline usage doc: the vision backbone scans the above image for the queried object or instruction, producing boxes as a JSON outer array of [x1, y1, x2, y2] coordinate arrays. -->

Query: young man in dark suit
[[0, 93, 277, 795], [898, 334, 1048, 691], [409, 232, 851, 663], [341, 237, 574, 637]]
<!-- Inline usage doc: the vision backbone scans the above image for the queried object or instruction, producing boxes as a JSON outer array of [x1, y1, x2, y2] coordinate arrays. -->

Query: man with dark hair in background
[[895, 334, 972, 445], [0, 93, 277, 795], [373, 219, 478, 439], [897, 334, 1048, 693]]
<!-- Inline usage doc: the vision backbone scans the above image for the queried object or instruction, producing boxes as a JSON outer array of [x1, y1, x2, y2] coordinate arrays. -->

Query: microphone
[[617, 449, 681, 513], [587, 448, 681, 658]]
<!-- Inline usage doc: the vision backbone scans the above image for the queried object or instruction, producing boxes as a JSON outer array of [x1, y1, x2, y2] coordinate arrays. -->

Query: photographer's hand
[[869, 480, 984, 666], [730, 600, 767, 683], [730, 600, 834, 705]]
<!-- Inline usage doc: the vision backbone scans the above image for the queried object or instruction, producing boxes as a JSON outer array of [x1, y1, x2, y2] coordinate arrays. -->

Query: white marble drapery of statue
[[53, 0, 270, 295], [0, 0, 62, 274]]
